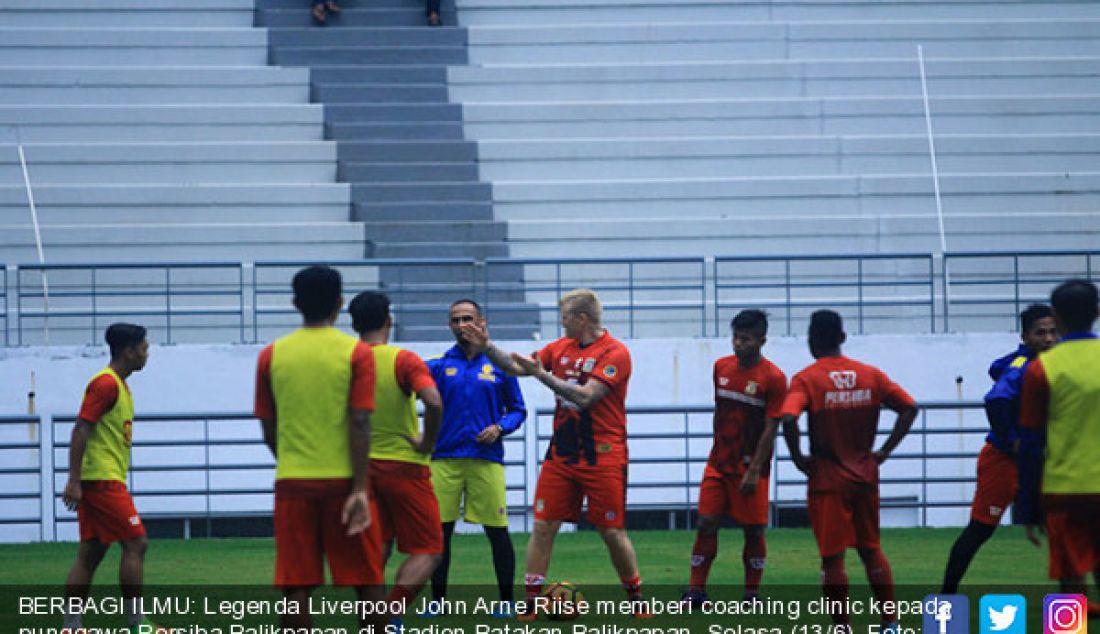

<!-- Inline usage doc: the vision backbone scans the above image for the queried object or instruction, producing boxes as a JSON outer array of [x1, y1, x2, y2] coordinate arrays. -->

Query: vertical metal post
[[942, 255, 951, 333], [921, 409, 928, 528], [204, 418, 211, 540], [238, 264, 245, 344], [251, 264, 259, 344], [929, 256, 936, 333], [699, 258, 707, 337]]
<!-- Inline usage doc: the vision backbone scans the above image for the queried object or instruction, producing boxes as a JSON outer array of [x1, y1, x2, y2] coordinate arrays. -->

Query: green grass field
[[0, 526, 1077, 632]]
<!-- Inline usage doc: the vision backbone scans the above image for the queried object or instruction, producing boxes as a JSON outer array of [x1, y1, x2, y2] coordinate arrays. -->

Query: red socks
[[742, 531, 767, 595], [860, 548, 897, 623], [821, 556, 851, 625], [689, 531, 718, 590]]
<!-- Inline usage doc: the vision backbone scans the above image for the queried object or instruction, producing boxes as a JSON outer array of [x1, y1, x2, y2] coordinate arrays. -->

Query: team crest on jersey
[[745, 381, 758, 395], [478, 364, 496, 382], [989, 505, 1003, 517], [603, 365, 617, 378], [445, 367, 458, 376], [718, 377, 729, 386], [828, 371, 858, 390], [482, 364, 493, 374], [560, 356, 569, 366], [582, 358, 596, 373], [605, 511, 616, 521]]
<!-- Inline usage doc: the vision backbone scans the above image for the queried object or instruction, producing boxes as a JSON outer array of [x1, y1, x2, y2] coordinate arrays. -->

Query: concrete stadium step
[[461, 95, 1100, 139], [272, 46, 467, 66], [490, 172, 1100, 220], [268, 27, 466, 47], [1, 222, 366, 263], [476, 134, 1100, 179], [463, 20, 1100, 64], [256, 0, 454, 8], [341, 162, 479, 182], [352, 181, 492, 203], [338, 140, 477, 162], [0, 183, 350, 225], [353, 201, 494, 221], [364, 219, 507, 242], [0, 67, 310, 105], [369, 240, 510, 259], [0, 0, 254, 27], [0, 142, 338, 184], [454, 0, 1100, 26], [309, 64, 449, 84], [325, 103, 462, 123], [449, 57, 1100, 101], [0, 28, 268, 66], [504, 211, 1099, 258], [257, 8, 458, 28], [314, 84, 450, 104], [327, 122, 466, 140]]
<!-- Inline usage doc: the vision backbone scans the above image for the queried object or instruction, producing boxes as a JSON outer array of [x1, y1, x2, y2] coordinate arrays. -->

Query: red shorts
[[808, 484, 880, 557], [533, 458, 627, 528], [970, 443, 1018, 525], [370, 460, 443, 555], [274, 479, 384, 588], [77, 480, 145, 544], [1043, 496, 1100, 580], [697, 465, 769, 526]]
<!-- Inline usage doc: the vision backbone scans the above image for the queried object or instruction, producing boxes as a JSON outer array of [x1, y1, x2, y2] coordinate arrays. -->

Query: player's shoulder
[[714, 353, 737, 370], [758, 356, 788, 381], [87, 371, 119, 391], [600, 331, 631, 355]]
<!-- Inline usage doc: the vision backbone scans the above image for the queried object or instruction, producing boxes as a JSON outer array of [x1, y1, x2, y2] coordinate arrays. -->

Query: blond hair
[[560, 288, 602, 326]]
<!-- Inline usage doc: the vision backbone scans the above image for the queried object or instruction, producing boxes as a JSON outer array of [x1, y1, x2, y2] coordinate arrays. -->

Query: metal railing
[[944, 250, 1100, 332], [714, 253, 936, 336], [0, 400, 999, 542], [1, 251, 1097, 345]]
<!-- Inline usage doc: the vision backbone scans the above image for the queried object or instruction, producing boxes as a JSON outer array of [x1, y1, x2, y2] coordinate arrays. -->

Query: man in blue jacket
[[427, 299, 527, 614], [941, 303, 1057, 592]]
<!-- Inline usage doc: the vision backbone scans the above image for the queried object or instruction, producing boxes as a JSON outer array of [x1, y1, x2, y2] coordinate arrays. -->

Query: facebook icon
[[925, 595, 970, 634]]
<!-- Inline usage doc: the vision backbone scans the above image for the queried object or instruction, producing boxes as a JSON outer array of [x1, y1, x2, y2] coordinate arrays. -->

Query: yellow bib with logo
[[1041, 338, 1100, 494], [271, 327, 361, 480], [369, 344, 427, 465], [80, 368, 133, 483]]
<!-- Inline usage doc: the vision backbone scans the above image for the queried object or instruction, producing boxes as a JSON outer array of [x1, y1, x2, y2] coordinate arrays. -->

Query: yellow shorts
[[431, 458, 508, 528]]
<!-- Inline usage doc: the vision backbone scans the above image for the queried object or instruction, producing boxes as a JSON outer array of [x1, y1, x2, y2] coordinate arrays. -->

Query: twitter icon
[[981, 595, 1026, 634]]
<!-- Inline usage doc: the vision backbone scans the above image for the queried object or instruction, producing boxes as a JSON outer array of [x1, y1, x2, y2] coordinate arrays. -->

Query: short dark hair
[[450, 298, 482, 315], [1019, 303, 1054, 334], [1051, 279, 1099, 332], [731, 309, 768, 337], [105, 323, 146, 358], [808, 310, 844, 350], [292, 266, 342, 322], [349, 291, 391, 334]]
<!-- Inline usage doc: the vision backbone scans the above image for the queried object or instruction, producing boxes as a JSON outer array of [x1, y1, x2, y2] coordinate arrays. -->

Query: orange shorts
[[808, 484, 880, 558], [533, 458, 627, 528], [370, 460, 443, 555], [970, 443, 1018, 525], [1043, 497, 1100, 580], [697, 465, 769, 526], [274, 479, 384, 588], [77, 480, 145, 544]]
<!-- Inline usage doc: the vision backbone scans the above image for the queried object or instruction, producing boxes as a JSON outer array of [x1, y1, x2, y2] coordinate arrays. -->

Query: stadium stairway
[[256, 0, 538, 340], [0, 0, 364, 263], [450, 0, 1100, 258]]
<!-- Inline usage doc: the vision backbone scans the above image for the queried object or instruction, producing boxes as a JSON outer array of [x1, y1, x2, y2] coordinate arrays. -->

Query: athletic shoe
[[491, 602, 515, 619], [631, 599, 656, 620], [130, 618, 169, 633], [515, 601, 538, 622], [418, 603, 442, 618], [680, 588, 709, 608]]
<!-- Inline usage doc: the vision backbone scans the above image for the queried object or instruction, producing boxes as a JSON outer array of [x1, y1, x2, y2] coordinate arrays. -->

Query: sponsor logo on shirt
[[582, 358, 596, 373], [829, 371, 858, 390], [824, 389, 873, 405], [745, 381, 758, 395], [603, 365, 617, 378], [445, 367, 458, 376], [478, 363, 496, 382], [718, 377, 729, 386]]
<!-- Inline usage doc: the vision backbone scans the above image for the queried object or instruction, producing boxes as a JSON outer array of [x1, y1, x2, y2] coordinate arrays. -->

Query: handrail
[[2, 251, 1097, 346]]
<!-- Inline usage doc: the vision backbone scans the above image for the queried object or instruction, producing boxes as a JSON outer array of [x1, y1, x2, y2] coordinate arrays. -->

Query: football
[[542, 581, 586, 621]]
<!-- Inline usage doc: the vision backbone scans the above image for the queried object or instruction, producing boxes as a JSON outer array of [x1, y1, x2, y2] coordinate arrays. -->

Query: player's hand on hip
[[792, 455, 813, 476], [511, 352, 541, 376], [476, 424, 502, 444], [342, 488, 372, 535], [62, 480, 82, 511], [1025, 524, 1044, 547], [739, 469, 760, 496], [402, 433, 435, 455]]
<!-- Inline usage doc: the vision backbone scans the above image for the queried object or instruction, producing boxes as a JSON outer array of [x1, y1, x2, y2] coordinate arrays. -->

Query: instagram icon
[[1044, 594, 1087, 634]]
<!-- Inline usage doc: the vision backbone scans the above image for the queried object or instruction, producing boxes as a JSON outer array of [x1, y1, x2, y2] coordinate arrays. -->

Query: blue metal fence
[[2, 251, 1098, 345], [0, 401, 1004, 542]]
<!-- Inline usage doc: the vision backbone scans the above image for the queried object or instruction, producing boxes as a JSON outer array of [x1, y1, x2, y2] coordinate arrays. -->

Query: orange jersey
[[537, 330, 631, 466], [709, 355, 787, 477], [781, 356, 914, 492]]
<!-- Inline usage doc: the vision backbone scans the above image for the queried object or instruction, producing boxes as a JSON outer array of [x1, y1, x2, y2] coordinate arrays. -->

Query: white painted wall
[[0, 330, 1024, 542]]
